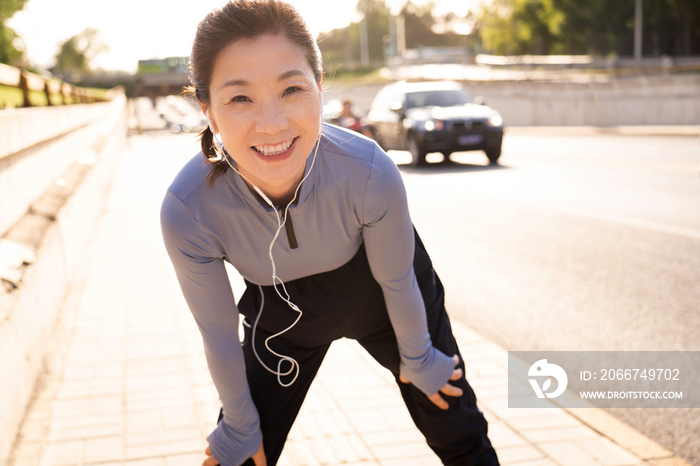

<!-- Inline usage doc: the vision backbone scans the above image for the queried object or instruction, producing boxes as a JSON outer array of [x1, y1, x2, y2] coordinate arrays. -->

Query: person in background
[[330, 97, 373, 138]]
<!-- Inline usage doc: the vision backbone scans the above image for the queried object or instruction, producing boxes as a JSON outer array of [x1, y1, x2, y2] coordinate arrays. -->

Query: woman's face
[[204, 34, 322, 200]]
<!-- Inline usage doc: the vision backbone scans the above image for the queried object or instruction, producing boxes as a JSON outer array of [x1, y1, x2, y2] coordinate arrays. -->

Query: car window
[[405, 90, 473, 109]]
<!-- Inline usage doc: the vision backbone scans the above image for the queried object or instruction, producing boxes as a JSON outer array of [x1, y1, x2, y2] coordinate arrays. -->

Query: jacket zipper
[[280, 209, 299, 249]]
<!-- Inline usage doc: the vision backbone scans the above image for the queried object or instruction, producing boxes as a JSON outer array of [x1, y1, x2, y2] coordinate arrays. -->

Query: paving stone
[[125, 426, 201, 446], [538, 441, 602, 466], [161, 406, 198, 429], [495, 445, 546, 464], [125, 439, 204, 460], [124, 458, 167, 466], [327, 435, 363, 463], [579, 438, 643, 465], [346, 434, 374, 461], [51, 399, 92, 419], [83, 436, 123, 463], [311, 411, 343, 437], [308, 437, 339, 464], [370, 440, 435, 460], [345, 408, 393, 433], [418, 455, 444, 466], [164, 452, 208, 466], [507, 412, 582, 430], [49, 423, 122, 442], [379, 458, 426, 466], [41, 440, 85, 466], [126, 410, 164, 433], [50, 413, 123, 431], [523, 426, 599, 443], [89, 395, 124, 415], [487, 421, 529, 448], [288, 440, 323, 466], [506, 459, 559, 466], [378, 405, 414, 430], [362, 429, 424, 446]]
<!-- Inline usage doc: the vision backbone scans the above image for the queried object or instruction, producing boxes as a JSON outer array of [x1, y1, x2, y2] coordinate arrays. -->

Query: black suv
[[367, 81, 504, 166]]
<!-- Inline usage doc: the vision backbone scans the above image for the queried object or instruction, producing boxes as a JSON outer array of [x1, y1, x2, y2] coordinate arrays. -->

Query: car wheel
[[408, 134, 427, 166], [485, 146, 501, 164]]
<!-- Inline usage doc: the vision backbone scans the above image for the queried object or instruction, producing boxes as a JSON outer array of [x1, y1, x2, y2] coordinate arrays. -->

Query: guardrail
[[0, 62, 118, 108]]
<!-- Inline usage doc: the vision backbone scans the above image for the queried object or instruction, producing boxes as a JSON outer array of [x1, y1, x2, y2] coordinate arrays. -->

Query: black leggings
[[220, 230, 500, 466]]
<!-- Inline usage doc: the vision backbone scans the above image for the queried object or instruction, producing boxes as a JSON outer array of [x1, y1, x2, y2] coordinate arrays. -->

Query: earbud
[[205, 110, 216, 134]]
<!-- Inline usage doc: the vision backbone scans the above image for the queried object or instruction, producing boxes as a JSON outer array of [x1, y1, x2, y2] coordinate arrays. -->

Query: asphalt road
[[389, 133, 700, 465]]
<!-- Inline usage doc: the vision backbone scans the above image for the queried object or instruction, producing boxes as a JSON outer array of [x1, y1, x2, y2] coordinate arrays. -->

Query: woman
[[160, 1, 500, 465]]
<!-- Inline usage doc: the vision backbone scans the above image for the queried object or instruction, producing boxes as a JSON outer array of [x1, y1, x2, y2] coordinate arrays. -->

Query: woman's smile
[[252, 137, 297, 157]]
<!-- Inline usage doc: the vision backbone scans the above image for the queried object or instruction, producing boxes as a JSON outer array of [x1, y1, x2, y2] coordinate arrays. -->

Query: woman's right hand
[[250, 440, 267, 466], [202, 437, 267, 466]]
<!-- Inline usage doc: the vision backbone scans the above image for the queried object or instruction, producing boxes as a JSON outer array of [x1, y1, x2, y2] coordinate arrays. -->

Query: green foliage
[[318, 0, 474, 71], [479, 0, 700, 56], [51, 28, 108, 80], [0, 0, 29, 21], [0, 0, 28, 65], [0, 85, 48, 107]]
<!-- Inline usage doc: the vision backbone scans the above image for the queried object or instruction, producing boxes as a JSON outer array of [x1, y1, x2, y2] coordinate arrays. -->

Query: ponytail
[[199, 126, 230, 188]]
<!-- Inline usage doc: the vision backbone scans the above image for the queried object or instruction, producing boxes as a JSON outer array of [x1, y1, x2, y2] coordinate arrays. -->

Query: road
[[389, 133, 700, 465]]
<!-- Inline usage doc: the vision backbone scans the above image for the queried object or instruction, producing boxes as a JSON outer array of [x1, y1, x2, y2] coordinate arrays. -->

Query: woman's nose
[[254, 101, 289, 134]]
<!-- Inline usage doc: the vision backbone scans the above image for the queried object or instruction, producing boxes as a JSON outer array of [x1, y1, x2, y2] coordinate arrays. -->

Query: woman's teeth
[[254, 138, 294, 156]]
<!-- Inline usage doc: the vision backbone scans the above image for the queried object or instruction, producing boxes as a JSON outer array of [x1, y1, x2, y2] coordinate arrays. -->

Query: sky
[[8, 0, 480, 73]]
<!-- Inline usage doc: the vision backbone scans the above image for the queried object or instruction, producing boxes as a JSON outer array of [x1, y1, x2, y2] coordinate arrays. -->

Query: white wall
[[0, 98, 127, 466], [0, 98, 124, 237], [464, 74, 700, 126]]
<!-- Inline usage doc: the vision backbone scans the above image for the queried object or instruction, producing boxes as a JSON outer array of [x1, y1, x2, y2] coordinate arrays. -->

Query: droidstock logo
[[528, 359, 568, 399]]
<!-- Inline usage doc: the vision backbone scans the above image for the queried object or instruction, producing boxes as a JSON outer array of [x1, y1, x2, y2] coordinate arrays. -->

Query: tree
[[480, 0, 565, 55], [0, 0, 29, 65], [479, 0, 700, 57], [51, 28, 107, 81], [317, 0, 474, 71]]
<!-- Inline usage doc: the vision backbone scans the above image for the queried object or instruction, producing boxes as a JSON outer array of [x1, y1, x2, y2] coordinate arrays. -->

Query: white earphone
[[205, 103, 323, 387]]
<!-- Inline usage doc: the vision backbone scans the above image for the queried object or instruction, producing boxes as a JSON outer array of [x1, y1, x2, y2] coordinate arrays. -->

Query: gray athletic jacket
[[160, 124, 454, 465]]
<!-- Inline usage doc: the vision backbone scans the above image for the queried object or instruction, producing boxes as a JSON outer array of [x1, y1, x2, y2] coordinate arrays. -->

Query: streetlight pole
[[359, 0, 370, 67], [634, 0, 643, 60]]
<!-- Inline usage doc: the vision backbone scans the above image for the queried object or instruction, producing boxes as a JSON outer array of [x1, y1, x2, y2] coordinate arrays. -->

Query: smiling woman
[[161, 1, 500, 466]]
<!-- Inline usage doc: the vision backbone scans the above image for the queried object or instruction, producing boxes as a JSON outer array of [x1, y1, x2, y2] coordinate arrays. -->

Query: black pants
[[220, 230, 500, 466]]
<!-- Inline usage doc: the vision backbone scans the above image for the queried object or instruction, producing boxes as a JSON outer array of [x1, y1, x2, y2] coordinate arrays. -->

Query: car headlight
[[423, 119, 444, 131], [488, 114, 503, 127]]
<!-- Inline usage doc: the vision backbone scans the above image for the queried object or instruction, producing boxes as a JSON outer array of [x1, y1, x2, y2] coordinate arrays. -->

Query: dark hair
[[187, 0, 323, 187]]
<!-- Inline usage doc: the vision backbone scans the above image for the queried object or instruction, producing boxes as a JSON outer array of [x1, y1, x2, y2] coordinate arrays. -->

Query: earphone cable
[[215, 127, 323, 386]]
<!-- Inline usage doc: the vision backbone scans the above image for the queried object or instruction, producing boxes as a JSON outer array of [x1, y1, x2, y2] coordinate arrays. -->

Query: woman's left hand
[[400, 354, 464, 410], [203, 438, 219, 466]]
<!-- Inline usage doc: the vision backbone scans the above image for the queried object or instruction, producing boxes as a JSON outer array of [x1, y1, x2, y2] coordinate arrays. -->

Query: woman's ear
[[202, 106, 218, 134]]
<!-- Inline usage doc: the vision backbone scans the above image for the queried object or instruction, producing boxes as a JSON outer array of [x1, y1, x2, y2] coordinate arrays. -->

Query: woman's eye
[[230, 95, 250, 103], [283, 86, 302, 96]]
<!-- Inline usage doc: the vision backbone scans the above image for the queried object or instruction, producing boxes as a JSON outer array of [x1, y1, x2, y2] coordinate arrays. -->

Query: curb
[[505, 126, 700, 137]]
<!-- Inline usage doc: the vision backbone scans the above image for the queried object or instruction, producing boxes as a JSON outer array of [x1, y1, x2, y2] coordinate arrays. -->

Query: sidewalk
[[7, 132, 692, 466]]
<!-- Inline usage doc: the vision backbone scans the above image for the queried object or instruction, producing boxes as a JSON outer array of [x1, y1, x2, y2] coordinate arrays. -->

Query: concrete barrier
[[327, 73, 700, 127], [462, 74, 700, 126], [0, 99, 124, 237], [0, 96, 127, 466]]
